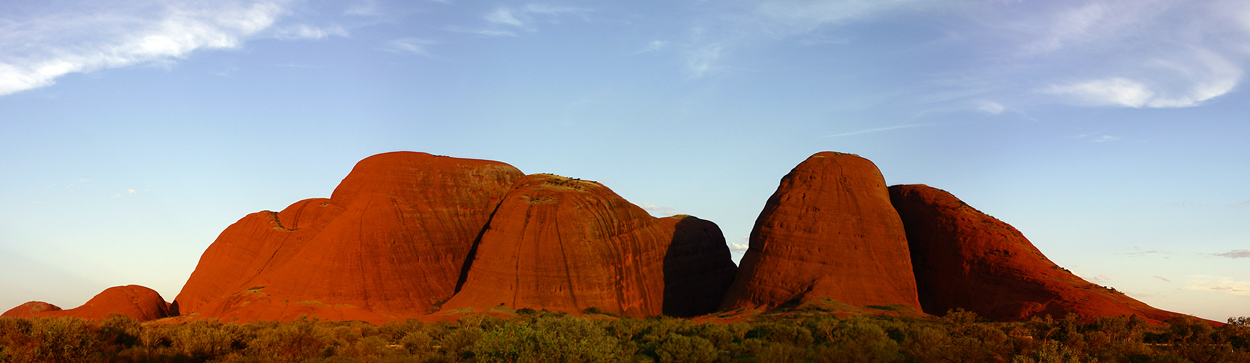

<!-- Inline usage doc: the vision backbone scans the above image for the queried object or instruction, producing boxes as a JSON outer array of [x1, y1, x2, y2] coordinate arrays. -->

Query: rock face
[[1, 301, 62, 318], [442, 174, 737, 317], [890, 184, 1187, 323], [2, 285, 170, 321], [174, 152, 524, 322], [722, 152, 922, 311]]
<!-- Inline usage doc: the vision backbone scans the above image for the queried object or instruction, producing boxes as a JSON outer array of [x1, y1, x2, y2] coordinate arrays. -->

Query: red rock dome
[[174, 152, 524, 322], [722, 152, 922, 311], [1, 301, 62, 318], [3, 285, 170, 321], [890, 184, 1189, 323], [442, 174, 737, 317]]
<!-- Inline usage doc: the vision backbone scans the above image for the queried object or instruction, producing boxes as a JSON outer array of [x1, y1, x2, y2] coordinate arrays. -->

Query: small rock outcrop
[[1, 301, 62, 318], [2, 285, 170, 321], [890, 184, 1188, 324], [173, 152, 524, 322], [722, 152, 922, 311], [442, 174, 737, 317]]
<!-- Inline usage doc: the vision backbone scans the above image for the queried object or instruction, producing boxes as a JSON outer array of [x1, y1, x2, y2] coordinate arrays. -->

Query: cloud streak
[[1215, 250, 1250, 258], [0, 0, 294, 96], [822, 124, 924, 138]]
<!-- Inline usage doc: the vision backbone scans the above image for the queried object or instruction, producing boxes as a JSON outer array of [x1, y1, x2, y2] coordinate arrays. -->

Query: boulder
[[442, 174, 737, 317], [721, 152, 922, 311]]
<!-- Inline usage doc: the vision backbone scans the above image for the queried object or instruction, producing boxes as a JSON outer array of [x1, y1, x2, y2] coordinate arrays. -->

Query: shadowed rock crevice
[[662, 215, 737, 317]]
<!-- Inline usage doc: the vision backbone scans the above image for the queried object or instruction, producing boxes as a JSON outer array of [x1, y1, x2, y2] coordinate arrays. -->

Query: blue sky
[[1, 0, 1247, 321]]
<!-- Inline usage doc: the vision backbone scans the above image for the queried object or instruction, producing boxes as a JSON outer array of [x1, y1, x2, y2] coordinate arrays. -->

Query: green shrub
[[654, 334, 718, 363]]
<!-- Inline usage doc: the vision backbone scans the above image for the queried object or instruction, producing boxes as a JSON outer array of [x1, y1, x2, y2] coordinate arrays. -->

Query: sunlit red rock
[[890, 184, 1189, 324], [721, 152, 922, 311], [442, 174, 737, 317], [2, 285, 170, 321], [174, 152, 524, 323], [1, 301, 62, 318]]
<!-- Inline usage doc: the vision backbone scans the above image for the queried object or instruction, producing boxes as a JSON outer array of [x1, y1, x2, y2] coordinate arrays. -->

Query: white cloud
[[1045, 77, 1154, 108], [0, 0, 294, 96], [1045, 51, 1241, 109], [639, 203, 676, 217], [975, 100, 1006, 114], [273, 24, 348, 40], [729, 243, 749, 251], [1092, 135, 1120, 143], [127, 189, 136, 194], [387, 38, 436, 57], [485, 8, 524, 27]]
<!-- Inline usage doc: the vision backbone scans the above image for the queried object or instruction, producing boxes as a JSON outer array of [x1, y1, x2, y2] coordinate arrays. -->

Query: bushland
[[1, 307, 1248, 362]]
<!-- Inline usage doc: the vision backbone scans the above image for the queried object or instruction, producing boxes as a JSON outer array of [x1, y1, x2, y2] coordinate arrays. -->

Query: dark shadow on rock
[[661, 216, 737, 317]]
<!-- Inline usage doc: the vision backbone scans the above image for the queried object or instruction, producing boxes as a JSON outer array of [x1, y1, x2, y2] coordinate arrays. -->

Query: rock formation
[[173, 152, 524, 323], [890, 184, 1187, 323], [2, 285, 170, 321], [442, 174, 737, 317], [1, 301, 62, 318], [721, 152, 922, 311]]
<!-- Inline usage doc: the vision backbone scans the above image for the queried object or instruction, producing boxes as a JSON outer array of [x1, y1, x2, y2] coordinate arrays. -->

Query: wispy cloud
[[445, 27, 517, 38], [1215, 250, 1250, 259], [975, 100, 1006, 114], [272, 24, 348, 40], [485, 8, 524, 27], [0, 0, 298, 96], [482, 4, 589, 30], [1188, 276, 1250, 296], [822, 123, 925, 138], [754, 0, 950, 34], [1154, 275, 1172, 282], [1043, 50, 1242, 108], [686, 42, 726, 78], [639, 203, 676, 217], [636, 40, 668, 54], [386, 38, 437, 57], [1118, 247, 1167, 257]]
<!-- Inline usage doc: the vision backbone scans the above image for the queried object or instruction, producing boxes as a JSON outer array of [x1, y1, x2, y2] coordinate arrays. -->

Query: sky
[[0, 0, 1247, 321]]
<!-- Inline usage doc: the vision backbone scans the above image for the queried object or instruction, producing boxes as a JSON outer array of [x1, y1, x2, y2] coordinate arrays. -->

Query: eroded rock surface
[[722, 152, 922, 311], [890, 184, 1188, 324], [442, 174, 737, 317]]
